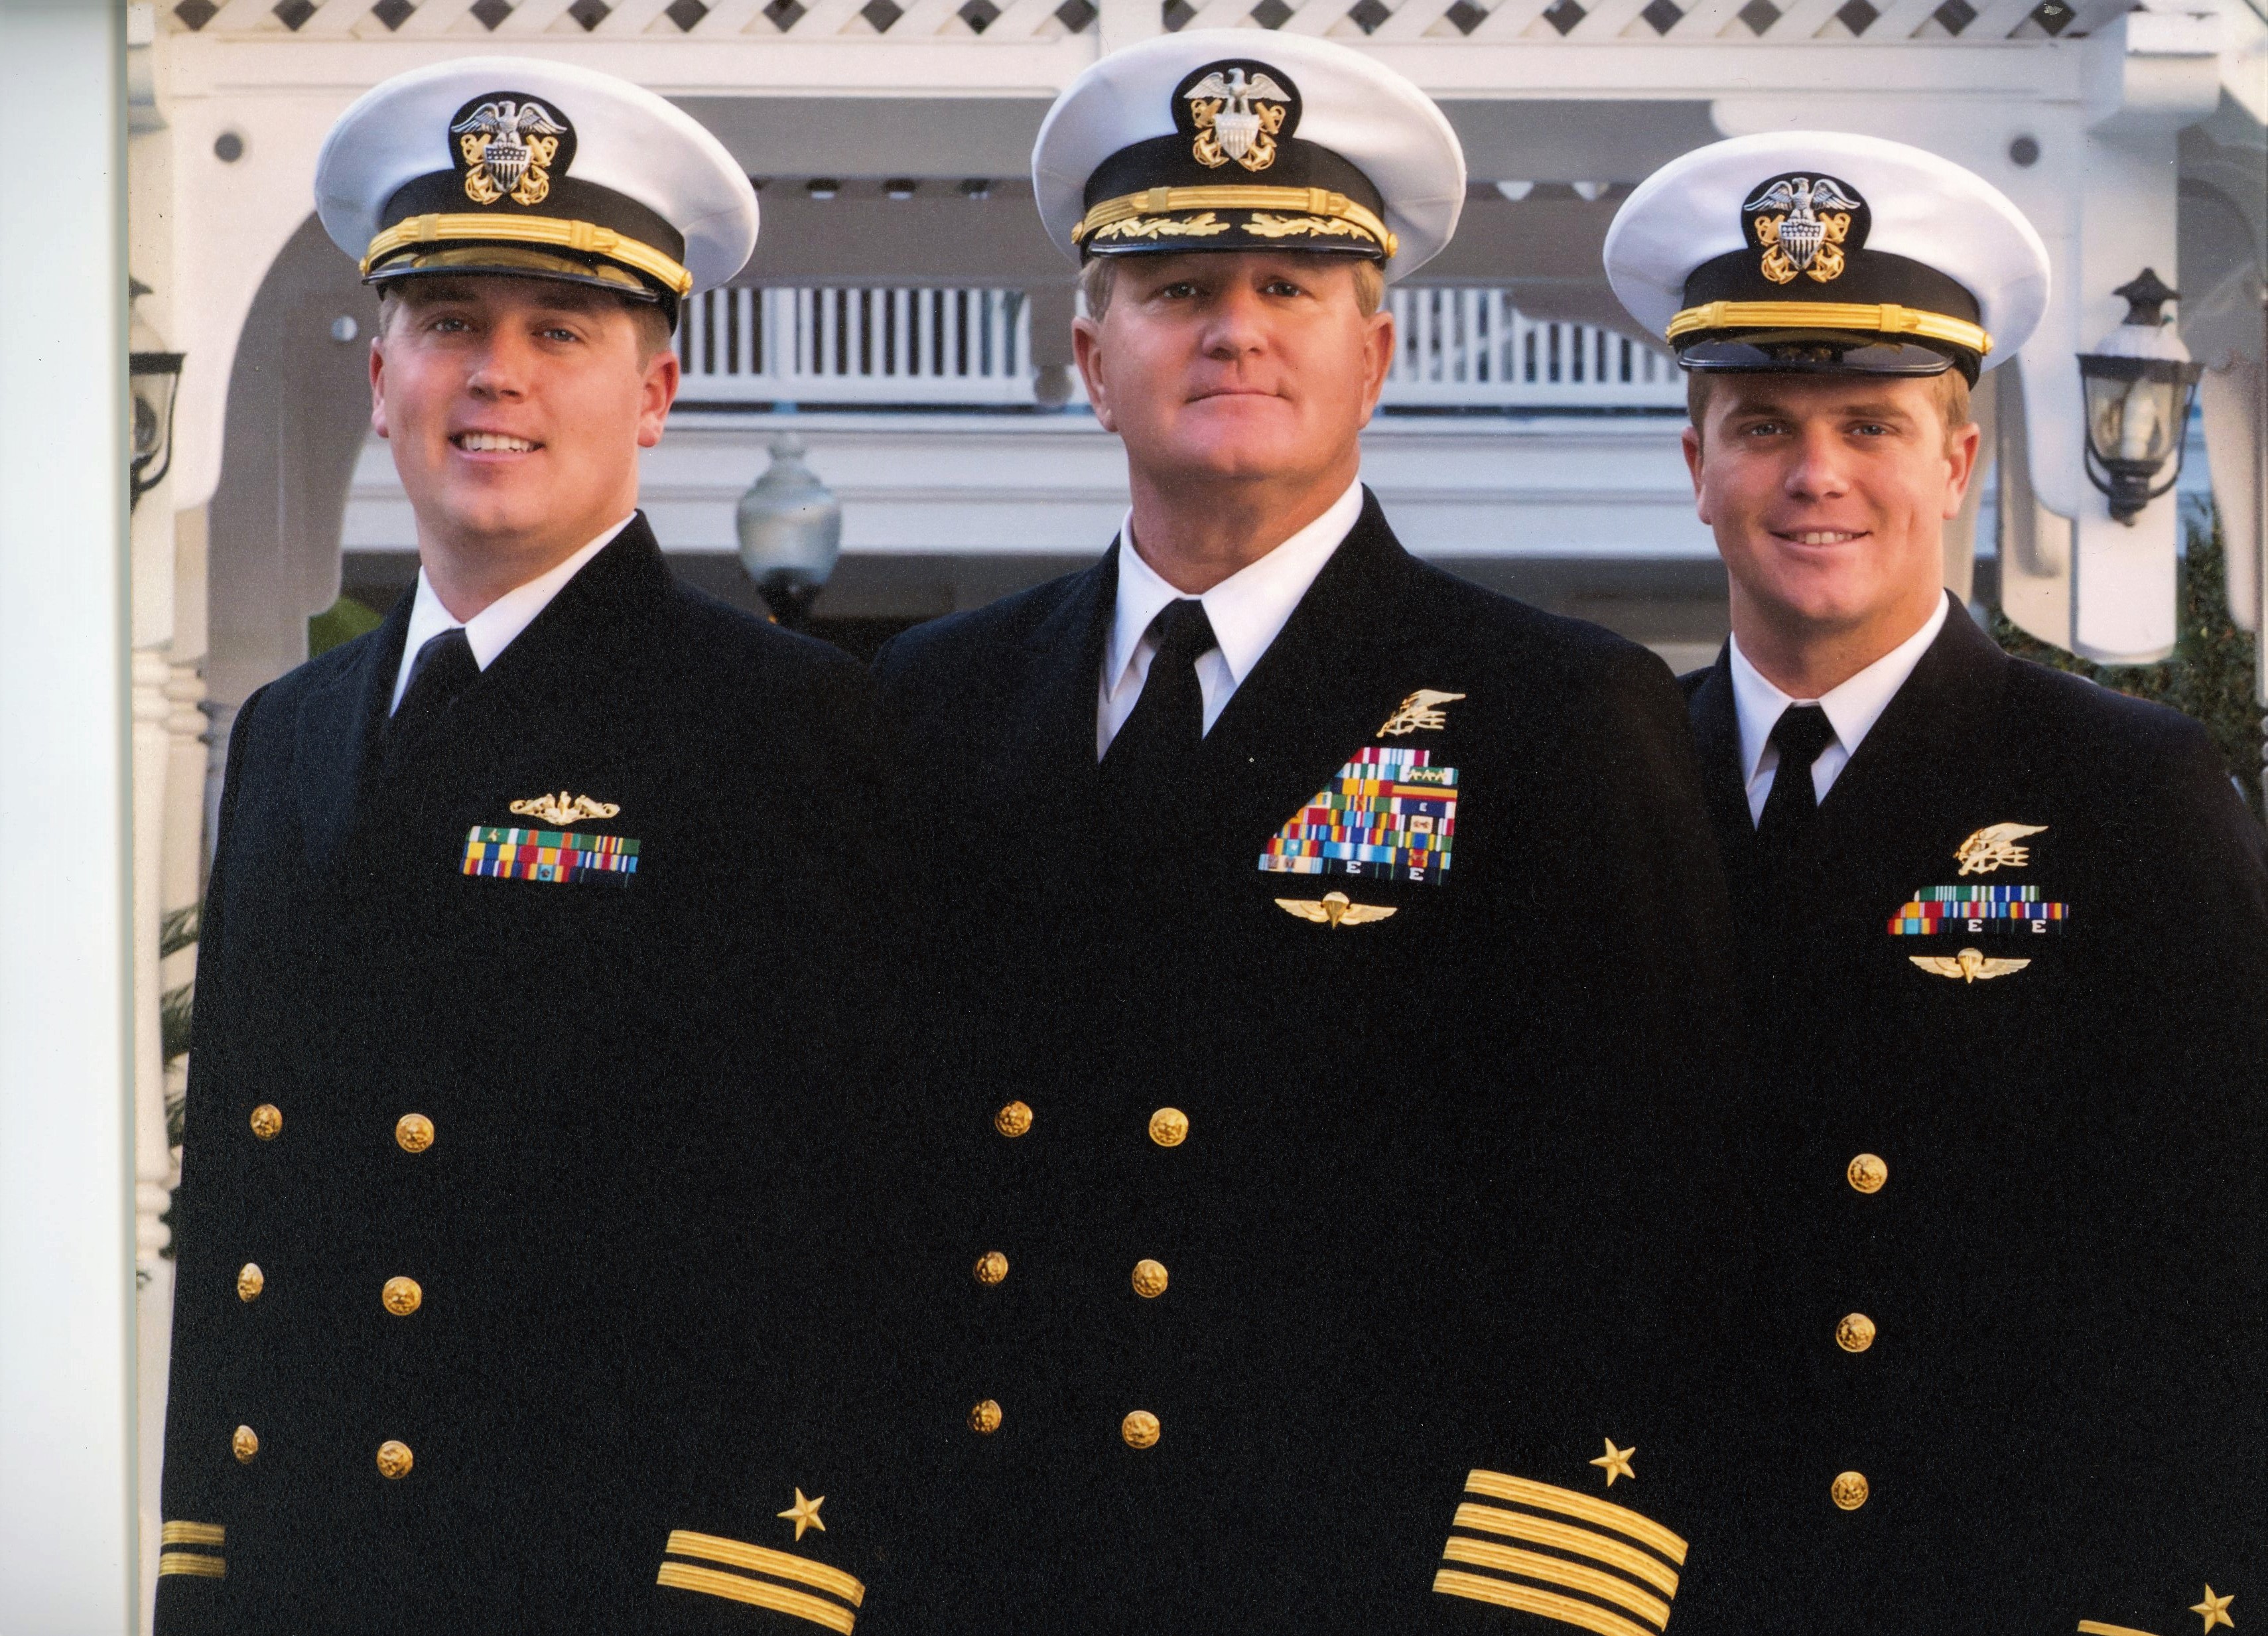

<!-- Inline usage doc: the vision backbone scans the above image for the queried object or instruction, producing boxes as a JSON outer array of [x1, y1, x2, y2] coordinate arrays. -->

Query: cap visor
[[365, 245, 664, 303], [1678, 332, 1962, 378]]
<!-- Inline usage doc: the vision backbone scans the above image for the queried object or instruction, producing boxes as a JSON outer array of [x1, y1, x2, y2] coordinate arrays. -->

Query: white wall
[[0, 2, 138, 1632]]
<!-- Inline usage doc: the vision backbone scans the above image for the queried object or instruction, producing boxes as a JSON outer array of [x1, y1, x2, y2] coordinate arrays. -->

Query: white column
[[0, 2, 137, 1631]]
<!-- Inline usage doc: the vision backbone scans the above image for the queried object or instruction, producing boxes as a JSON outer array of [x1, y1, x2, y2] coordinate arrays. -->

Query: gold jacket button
[[1148, 1107, 1188, 1148], [972, 1251, 1009, 1286], [381, 1276, 423, 1316], [376, 1440, 414, 1479], [1831, 1470, 1869, 1511], [968, 1399, 1003, 1435], [1836, 1312, 1877, 1353], [1131, 1259, 1169, 1299], [232, 1425, 259, 1464], [236, 1263, 264, 1302], [994, 1101, 1033, 1138], [395, 1113, 434, 1154], [249, 1105, 282, 1141], [1121, 1410, 1161, 1450], [1847, 1153, 1887, 1194]]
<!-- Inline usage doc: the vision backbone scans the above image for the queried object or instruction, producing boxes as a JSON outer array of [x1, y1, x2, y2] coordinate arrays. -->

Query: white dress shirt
[[1097, 479, 1365, 760], [1729, 590, 1950, 825], [389, 515, 635, 714]]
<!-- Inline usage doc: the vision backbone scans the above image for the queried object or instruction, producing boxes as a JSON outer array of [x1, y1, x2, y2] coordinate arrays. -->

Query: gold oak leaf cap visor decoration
[[1032, 29, 1465, 279], [314, 56, 758, 324], [1601, 130, 2049, 383]]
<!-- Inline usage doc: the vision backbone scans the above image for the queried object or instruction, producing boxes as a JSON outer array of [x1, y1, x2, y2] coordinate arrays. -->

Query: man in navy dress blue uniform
[[157, 58, 892, 1635], [1606, 131, 2267, 1635], [873, 31, 1754, 1636]]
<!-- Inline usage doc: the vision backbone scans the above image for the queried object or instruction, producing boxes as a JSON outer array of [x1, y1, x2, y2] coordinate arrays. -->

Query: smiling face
[[1683, 371, 1980, 689], [1073, 251, 1392, 496], [370, 276, 677, 602]]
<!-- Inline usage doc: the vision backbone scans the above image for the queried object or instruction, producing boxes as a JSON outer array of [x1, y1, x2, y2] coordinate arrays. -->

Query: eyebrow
[[1725, 397, 1914, 422]]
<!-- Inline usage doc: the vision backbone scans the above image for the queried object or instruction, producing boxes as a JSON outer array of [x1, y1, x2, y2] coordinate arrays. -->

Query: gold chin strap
[[1074, 185, 1396, 259], [362, 212, 693, 297], [1667, 299, 1991, 357]]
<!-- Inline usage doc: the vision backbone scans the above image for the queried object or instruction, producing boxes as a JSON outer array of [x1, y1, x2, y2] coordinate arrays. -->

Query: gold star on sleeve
[[1589, 1438, 1636, 1487], [2192, 1586, 2235, 1633], [777, 1488, 826, 1542]]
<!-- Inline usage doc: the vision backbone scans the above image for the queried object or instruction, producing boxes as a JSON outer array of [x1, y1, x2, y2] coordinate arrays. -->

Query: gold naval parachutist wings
[[1275, 890, 1396, 929], [1910, 947, 2030, 984]]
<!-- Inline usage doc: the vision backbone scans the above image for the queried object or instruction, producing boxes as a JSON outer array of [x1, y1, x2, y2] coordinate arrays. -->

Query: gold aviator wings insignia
[[509, 792, 621, 825], [1276, 891, 1396, 929], [1910, 947, 2030, 983]]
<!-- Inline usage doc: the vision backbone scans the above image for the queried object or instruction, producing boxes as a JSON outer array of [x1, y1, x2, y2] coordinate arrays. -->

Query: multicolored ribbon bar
[[1888, 883, 2065, 934], [462, 826, 639, 886], [1259, 746, 1457, 885]]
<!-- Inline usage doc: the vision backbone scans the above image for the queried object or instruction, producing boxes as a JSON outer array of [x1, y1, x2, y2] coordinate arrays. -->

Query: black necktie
[[1753, 703, 1837, 862], [383, 628, 478, 764], [1101, 598, 1217, 797]]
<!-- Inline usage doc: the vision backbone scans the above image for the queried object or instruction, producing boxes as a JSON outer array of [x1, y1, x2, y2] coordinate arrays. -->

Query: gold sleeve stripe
[[1663, 299, 1991, 358], [157, 1552, 226, 1579], [1452, 1504, 1680, 1597], [1442, 1537, 1670, 1629], [2077, 1623, 2164, 1635], [657, 1562, 856, 1634], [160, 1522, 226, 1546], [360, 214, 695, 298], [1435, 1568, 1655, 1636], [663, 1529, 865, 1607], [1465, 1470, 1689, 1565]]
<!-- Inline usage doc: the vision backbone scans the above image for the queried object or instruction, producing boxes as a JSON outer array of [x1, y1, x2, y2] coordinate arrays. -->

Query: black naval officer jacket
[[157, 517, 899, 1636], [1682, 596, 2268, 1636], [870, 492, 1758, 1636]]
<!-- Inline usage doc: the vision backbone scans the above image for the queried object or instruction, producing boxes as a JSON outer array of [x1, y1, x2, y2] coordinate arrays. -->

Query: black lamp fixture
[[128, 277, 186, 511], [735, 433, 842, 630], [2076, 269, 2203, 526]]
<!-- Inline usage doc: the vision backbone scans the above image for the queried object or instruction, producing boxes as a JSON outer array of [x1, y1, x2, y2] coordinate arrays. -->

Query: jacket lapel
[[1795, 599, 2009, 880], [295, 588, 411, 879], [1684, 648, 1759, 887], [1202, 493, 1429, 851], [1006, 545, 1116, 803]]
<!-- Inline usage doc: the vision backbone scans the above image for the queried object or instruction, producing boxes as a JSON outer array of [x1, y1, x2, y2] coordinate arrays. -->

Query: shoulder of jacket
[[874, 569, 1095, 687]]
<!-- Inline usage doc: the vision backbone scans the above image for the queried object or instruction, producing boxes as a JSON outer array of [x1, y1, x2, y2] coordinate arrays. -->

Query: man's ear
[[1681, 423, 1709, 523], [637, 344, 679, 449], [1072, 314, 1114, 434], [1938, 418, 1983, 521], [369, 330, 390, 441], [1357, 301, 1394, 423]]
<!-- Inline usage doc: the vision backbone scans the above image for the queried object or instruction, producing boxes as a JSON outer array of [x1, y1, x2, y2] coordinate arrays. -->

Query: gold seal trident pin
[[1954, 822, 2047, 875], [509, 792, 620, 825], [1378, 690, 1466, 736]]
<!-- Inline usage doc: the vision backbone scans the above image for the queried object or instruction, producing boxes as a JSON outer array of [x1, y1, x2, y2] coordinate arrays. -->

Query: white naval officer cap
[[1032, 29, 1465, 281], [315, 56, 757, 322], [1603, 131, 2049, 383]]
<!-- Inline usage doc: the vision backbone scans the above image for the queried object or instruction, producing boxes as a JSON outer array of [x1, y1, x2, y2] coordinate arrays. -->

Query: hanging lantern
[[2076, 269, 2204, 527]]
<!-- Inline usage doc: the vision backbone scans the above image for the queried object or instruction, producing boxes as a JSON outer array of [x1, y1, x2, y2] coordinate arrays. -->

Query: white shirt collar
[[389, 515, 634, 713], [1728, 590, 1951, 793], [1103, 478, 1365, 702]]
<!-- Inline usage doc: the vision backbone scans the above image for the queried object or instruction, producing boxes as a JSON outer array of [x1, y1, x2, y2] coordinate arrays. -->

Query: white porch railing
[[674, 284, 1682, 410], [676, 286, 1035, 406], [1383, 287, 1683, 407]]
